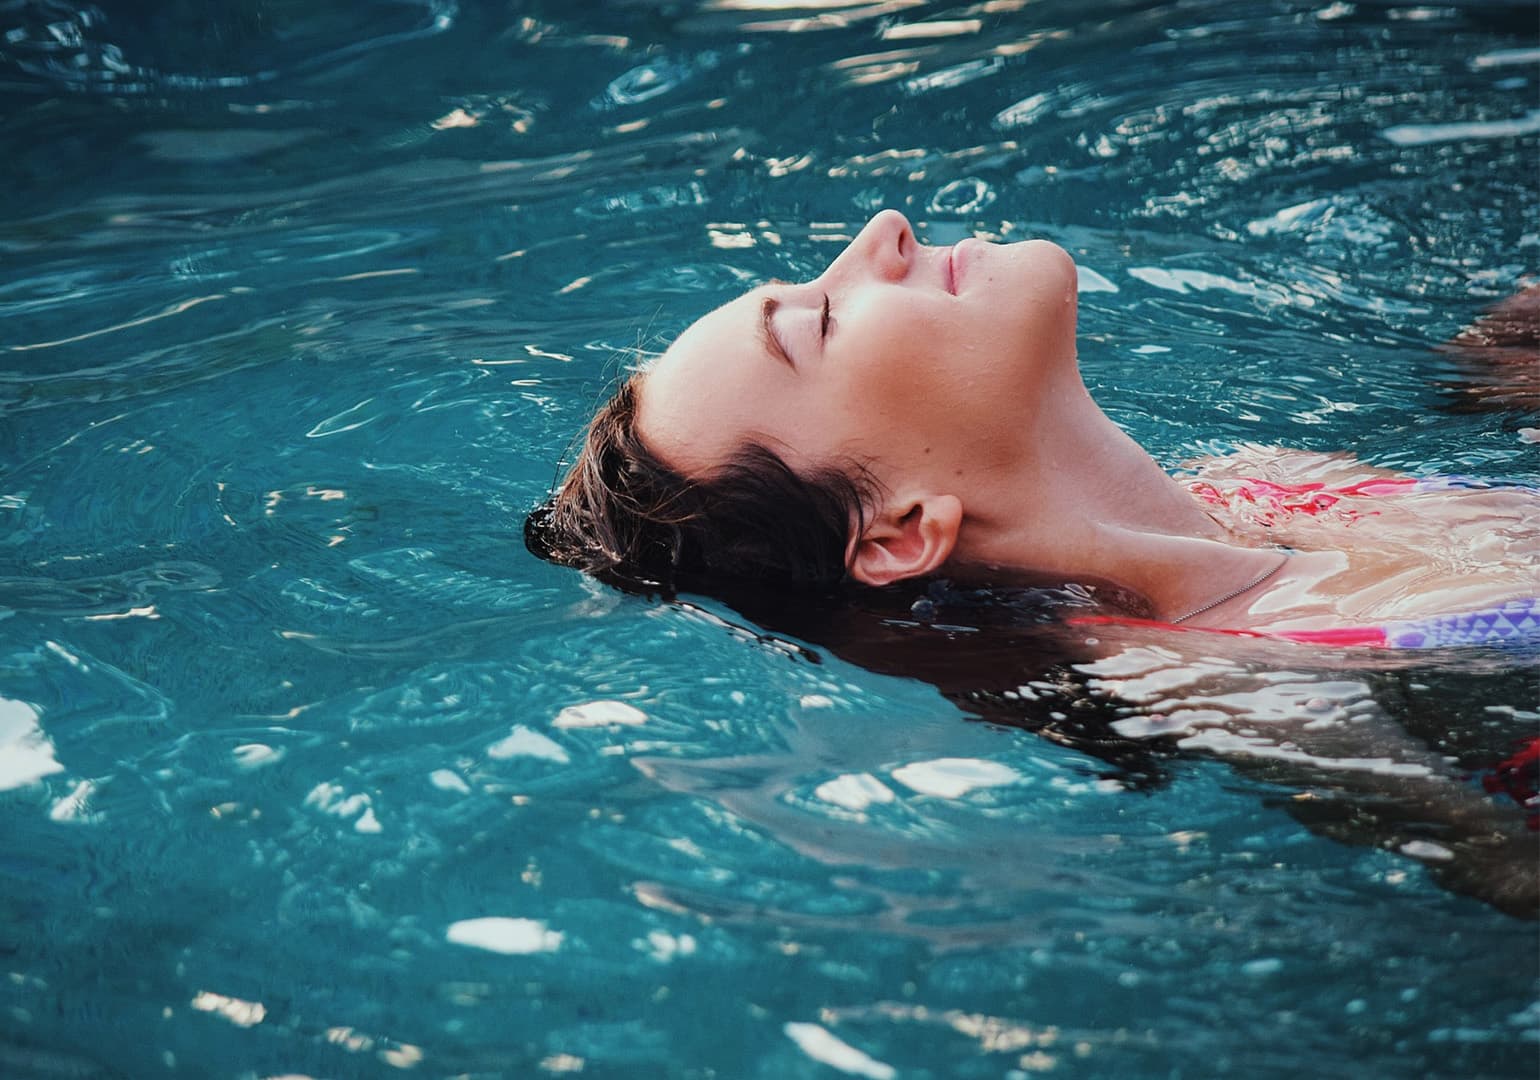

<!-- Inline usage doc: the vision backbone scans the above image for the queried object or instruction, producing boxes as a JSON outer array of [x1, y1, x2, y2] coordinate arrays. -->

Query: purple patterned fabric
[[1383, 598, 1540, 649]]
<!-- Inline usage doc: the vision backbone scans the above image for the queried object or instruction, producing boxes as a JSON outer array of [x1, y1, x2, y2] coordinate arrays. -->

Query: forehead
[[657, 285, 758, 368], [635, 287, 774, 475]]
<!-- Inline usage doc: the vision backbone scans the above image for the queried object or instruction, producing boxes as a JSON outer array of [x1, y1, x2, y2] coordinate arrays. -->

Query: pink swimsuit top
[[1187, 474, 1457, 526]]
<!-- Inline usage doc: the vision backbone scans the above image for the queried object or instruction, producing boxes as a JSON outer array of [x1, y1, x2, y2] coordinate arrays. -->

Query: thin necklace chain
[[1169, 552, 1290, 625]]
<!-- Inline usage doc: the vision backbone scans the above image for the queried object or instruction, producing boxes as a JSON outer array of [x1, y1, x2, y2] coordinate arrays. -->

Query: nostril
[[857, 209, 912, 278]]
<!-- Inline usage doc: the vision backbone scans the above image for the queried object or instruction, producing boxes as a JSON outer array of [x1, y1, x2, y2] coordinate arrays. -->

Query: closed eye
[[820, 293, 830, 340]]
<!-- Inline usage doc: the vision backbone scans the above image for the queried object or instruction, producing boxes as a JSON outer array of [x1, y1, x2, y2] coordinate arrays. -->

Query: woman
[[528, 212, 1538, 915], [527, 210, 1537, 649]]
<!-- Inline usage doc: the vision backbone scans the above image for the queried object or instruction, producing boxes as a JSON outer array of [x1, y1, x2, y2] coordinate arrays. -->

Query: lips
[[945, 245, 958, 295]]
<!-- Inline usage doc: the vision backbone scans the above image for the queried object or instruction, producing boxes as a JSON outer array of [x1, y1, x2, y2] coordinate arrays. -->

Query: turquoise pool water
[[2, 1, 1537, 1076]]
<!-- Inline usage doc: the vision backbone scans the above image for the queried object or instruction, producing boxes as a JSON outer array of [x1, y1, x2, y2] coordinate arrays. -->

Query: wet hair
[[524, 373, 1171, 787], [524, 375, 877, 593]]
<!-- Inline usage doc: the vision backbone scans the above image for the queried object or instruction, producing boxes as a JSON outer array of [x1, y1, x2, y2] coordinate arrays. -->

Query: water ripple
[[0, 0, 458, 95], [2, 2, 1537, 1076]]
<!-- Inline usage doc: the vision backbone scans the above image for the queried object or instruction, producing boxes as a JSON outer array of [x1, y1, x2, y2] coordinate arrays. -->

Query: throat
[[951, 388, 1277, 617]]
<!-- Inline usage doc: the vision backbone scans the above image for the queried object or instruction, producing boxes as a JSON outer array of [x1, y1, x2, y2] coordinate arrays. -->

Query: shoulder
[[1179, 443, 1408, 486]]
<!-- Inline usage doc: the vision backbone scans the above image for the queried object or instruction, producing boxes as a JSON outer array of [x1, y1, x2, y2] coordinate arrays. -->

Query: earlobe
[[847, 494, 962, 587]]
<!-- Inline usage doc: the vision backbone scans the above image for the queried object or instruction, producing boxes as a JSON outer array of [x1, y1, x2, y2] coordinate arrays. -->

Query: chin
[[1019, 238, 1079, 299], [1000, 240, 1080, 374], [1003, 239, 1079, 340]]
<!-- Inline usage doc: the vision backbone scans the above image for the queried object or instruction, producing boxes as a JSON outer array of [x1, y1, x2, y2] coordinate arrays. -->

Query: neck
[[951, 367, 1283, 623]]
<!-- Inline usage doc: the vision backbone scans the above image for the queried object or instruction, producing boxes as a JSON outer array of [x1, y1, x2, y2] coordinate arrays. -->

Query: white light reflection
[[48, 779, 99, 822], [891, 758, 1019, 798], [487, 725, 569, 762], [304, 782, 383, 832], [553, 700, 646, 728], [707, 0, 906, 9], [0, 697, 63, 792], [1471, 47, 1540, 70], [784, 1023, 896, 1080], [728, 0, 926, 33], [446, 916, 563, 954], [189, 991, 265, 1027], [9, 294, 226, 352], [1383, 109, 1540, 147], [880, 19, 981, 40], [814, 772, 896, 811]]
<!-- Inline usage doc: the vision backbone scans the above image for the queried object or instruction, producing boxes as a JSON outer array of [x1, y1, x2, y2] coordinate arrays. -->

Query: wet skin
[[637, 210, 1080, 504]]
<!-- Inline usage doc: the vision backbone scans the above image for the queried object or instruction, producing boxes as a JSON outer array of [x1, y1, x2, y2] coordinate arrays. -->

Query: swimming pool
[[1, 0, 1536, 1075]]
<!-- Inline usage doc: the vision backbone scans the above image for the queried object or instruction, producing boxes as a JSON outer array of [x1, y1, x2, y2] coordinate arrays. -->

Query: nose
[[824, 209, 912, 284]]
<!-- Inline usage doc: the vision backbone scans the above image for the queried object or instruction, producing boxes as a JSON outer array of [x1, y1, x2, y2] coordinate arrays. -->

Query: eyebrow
[[759, 295, 795, 370]]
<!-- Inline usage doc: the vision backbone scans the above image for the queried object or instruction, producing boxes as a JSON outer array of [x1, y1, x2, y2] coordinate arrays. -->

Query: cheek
[[860, 310, 995, 397], [833, 329, 997, 452], [846, 319, 957, 417]]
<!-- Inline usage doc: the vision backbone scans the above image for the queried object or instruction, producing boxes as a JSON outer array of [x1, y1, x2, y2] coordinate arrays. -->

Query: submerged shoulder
[[1178, 443, 1408, 486]]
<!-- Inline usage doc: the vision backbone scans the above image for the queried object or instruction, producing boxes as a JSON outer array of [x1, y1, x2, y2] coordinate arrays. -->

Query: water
[[2, 1, 1537, 1076]]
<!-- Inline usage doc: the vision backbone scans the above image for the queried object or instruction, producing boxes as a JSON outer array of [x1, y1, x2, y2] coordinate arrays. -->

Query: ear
[[847, 494, 962, 588]]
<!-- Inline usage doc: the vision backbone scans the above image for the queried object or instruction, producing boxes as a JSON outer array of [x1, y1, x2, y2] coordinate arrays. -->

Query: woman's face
[[636, 210, 1080, 493]]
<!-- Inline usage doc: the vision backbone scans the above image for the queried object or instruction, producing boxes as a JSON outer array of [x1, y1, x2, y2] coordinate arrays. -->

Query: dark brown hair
[[524, 375, 877, 593], [523, 374, 1174, 790]]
